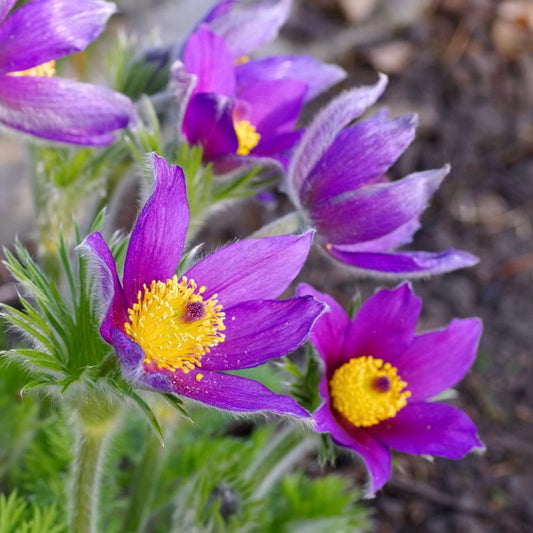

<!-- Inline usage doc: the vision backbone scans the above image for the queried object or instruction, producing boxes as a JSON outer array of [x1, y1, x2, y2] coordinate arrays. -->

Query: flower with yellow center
[[124, 275, 226, 376], [234, 120, 261, 155], [329, 355, 411, 427], [9, 60, 56, 78]]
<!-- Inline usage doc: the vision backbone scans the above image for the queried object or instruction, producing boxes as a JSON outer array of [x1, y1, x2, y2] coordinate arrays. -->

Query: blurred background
[[1, 0, 532, 531]]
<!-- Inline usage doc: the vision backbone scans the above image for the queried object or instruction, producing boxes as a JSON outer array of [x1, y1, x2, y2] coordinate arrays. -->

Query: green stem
[[69, 421, 112, 533], [121, 428, 166, 533]]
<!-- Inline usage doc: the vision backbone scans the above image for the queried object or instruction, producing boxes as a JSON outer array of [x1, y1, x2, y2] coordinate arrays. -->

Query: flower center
[[124, 275, 226, 374], [9, 60, 56, 78], [234, 120, 261, 155], [329, 356, 411, 427]]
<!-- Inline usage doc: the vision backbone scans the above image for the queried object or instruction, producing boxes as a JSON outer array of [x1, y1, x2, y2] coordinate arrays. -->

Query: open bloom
[[0, 0, 133, 145], [82, 153, 323, 416], [297, 282, 483, 495], [286, 75, 478, 277], [172, 0, 345, 171]]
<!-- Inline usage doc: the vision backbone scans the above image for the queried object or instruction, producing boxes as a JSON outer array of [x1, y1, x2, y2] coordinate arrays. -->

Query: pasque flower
[[81, 153, 323, 416], [172, 0, 345, 171], [0, 0, 133, 145], [286, 75, 478, 276], [297, 282, 483, 495]]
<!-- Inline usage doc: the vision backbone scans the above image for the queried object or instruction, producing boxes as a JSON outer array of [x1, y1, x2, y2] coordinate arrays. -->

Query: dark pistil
[[373, 376, 391, 392], [182, 301, 206, 322]]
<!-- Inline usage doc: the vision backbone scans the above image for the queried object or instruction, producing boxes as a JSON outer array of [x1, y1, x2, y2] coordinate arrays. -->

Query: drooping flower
[[297, 282, 483, 495], [0, 0, 133, 145], [81, 153, 324, 416], [286, 75, 478, 277], [172, 0, 345, 172]]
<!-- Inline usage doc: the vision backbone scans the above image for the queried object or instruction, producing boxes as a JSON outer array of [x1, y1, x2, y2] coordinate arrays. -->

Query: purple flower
[[172, 0, 345, 172], [81, 153, 324, 416], [286, 75, 478, 277], [297, 282, 483, 496], [0, 0, 133, 145]]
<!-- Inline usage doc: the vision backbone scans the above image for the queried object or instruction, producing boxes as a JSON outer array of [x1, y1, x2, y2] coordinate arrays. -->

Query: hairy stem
[[69, 422, 112, 533], [121, 429, 166, 533]]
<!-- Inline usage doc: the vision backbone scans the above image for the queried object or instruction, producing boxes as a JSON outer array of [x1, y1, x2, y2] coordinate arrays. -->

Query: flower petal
[[368, 402, 484, 458], [109, 327, 145, 376], [0, 0, 16, 22], [0, 0, 115, 74], [329, 218, 421, 253], [0, 76, 133, 145], [314, 402, 391, 496], [300, 112, 417, 206], [183, 25, 235, 97], [185, 232, 312, 309], [200, 296, 325, 370], [287, 75, 387, 204], [326, 247, 479, 277], [171, 367, 309, 417], [343, 283, 421, 363], [311, 166, 448, 245], [122, 154, 189, 306], [398, 318, 482, 401], [170, 60, 197, 133], [205, 0, 292, 59], [237, 78, 306, 134], [236, 55, 346, 102], [296, 283, 351, 371], [182, 93, 238, 159], [79, 232, 128, 343]]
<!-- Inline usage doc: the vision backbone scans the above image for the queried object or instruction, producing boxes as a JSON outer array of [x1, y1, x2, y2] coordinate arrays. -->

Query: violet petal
[[236, 55, 346, 102], [343, 283, 421, 363], [368, 402, 484, 458], [311, 166, 449, 246], [398, 318, 482, 401], [0, 0, 16, 22], [237, 78, 306, 134], [185, 232, 312, 309], [171, 367, 309, 417], [200, 296, 324, 370], [183, 25, 235, 97], [296, 283, 351, 371], [287, 75, 387, 204], [123, 154, 189, 307], [182, 93, 238, 159], [206, 0, 292, 59], [0, 0, 115, 74], [79, 232, 128, 343], [314, 402, 391, 496], [0, 76, 133, 145], [301, 113, 417, 205], [327, 247, 479, 277]]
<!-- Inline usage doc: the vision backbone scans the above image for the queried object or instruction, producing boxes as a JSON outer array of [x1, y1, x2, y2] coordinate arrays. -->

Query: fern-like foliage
[[0, 492, 66, 533]]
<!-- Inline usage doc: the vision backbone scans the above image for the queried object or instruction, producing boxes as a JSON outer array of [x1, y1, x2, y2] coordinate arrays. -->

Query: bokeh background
[[1, 1, 532, 531]]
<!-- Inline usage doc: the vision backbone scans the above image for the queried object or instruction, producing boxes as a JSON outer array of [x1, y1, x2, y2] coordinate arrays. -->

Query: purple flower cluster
[[172, 0, 345, 171], [0, 0, 133, 145], [65, 0, 484, 495]]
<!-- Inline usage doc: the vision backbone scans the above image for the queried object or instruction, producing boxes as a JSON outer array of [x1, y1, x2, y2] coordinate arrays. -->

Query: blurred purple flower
[[0, 0, 133, 145], [286, 75, 478, 277], [297, 282, 483, 495], [171, 0, 345, 172], [81, 153, 323, 416]]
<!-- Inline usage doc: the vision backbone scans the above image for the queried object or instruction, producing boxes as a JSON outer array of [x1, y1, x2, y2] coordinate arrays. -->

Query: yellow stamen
[[234, 120, 261, 155], [124, 275, 226, 373], [234, 55, 250, 65], [330, 356, 411, 427], [10, 60, 56, 78]]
